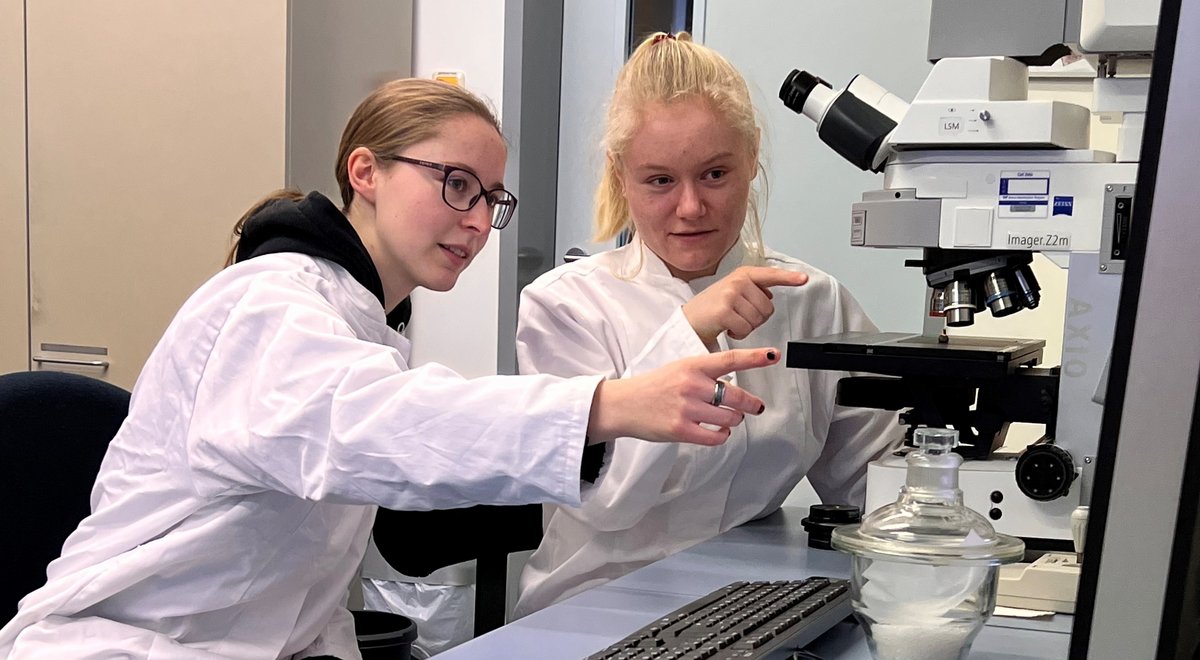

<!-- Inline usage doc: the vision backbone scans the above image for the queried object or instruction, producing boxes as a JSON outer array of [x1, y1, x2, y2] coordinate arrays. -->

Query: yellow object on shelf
[[433, 71, 465, 87]]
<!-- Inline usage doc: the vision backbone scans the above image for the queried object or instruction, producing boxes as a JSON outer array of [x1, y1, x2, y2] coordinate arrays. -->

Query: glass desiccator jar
[[831, 428, 1025, 660]]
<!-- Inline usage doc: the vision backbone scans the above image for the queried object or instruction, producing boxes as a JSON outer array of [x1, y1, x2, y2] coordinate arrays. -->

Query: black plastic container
[[352, 610, 418, 660], [800, 504, 862, 550]]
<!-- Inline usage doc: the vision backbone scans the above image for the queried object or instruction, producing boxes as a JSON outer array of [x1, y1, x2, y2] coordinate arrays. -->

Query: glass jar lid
[[832, 428, 1025, 566]]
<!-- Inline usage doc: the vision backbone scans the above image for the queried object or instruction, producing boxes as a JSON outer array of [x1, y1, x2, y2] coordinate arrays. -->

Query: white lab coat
[[0, 253, 598, 659], [513, 238, 903, 616]]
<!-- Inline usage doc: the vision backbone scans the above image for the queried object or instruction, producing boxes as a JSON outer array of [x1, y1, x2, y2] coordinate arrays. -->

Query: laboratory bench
[[437, 506, 1072, 659]]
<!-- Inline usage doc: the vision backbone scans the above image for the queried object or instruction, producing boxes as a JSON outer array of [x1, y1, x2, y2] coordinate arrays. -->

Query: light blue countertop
[[439, 507, 1072, 659]]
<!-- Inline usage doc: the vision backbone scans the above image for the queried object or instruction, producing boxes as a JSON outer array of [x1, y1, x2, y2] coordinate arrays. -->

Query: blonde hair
[[226, 79, 501, 267], [594, 32, 766, 262]]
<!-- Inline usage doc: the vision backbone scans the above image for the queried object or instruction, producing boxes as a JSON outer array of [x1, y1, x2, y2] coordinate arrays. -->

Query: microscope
[[779, 0, 1157, 612]]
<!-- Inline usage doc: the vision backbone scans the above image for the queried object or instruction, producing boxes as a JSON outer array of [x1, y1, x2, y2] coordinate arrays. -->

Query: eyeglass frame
[[376, 154, 518, 230]]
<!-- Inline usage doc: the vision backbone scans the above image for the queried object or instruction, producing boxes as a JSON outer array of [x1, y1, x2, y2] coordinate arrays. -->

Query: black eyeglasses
[[378, 154, 517, 230]]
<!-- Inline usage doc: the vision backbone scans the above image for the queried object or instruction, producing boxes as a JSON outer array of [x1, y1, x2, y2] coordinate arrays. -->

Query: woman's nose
[[675, 182, 705, 219], [463, 201, 493, 233]]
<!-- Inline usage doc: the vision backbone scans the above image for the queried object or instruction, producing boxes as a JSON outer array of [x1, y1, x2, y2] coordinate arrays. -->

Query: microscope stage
[[786, 332, 1045, 379]]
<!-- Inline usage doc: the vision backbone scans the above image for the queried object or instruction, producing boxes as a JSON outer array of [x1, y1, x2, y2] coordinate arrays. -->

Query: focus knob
[[1016, 444, 1076, 501]]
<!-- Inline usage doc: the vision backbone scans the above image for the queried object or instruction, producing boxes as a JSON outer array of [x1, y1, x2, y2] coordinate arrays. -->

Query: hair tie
[[650, 32, 676, 45]]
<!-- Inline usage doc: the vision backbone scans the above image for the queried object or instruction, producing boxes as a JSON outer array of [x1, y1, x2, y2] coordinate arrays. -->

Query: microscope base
[[865, 455, 1079, 542]]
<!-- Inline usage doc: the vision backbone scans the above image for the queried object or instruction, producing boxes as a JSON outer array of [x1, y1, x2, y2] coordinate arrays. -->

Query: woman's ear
[[347, 147, 379, 205]]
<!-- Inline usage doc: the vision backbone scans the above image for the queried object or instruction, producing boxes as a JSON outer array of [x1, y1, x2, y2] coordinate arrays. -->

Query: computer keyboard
[[586, 577, 853, 660]]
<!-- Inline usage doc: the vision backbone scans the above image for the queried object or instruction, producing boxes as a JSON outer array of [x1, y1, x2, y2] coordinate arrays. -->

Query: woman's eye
[[647, 176, 672, 186], [705, 169, 728, 181]]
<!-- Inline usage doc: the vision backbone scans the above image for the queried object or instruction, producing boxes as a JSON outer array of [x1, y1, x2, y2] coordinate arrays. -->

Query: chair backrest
[[372, 504, 544, 636], [0, 370, 130, 621]]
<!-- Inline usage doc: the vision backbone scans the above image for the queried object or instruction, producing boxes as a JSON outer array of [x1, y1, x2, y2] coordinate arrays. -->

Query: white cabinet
[[0, 0, 27, 376], [24, 0, 288, 388], [3, 0, 412, 388]]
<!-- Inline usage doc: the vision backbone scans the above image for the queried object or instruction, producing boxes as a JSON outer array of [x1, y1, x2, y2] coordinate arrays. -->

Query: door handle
[[32, 355, 110, 369]]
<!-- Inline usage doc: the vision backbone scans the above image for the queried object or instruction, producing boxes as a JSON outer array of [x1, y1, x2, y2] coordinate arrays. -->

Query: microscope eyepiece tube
[[845, 74, 910, 123], [780, 69, 835, 123], [780, 69, 897, 172]]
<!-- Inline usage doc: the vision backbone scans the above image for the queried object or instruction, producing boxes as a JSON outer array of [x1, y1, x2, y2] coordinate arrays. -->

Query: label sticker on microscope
[[1007, 231, 1073, 250], [851, 210, 866, 246], [999, 171, 1050, 195], [1053, 196, 1074, 216], [999, 171, 1051, 218], [939, 116, 964, 135]]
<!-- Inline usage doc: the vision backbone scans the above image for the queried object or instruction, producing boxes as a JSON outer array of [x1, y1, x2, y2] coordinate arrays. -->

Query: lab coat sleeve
[[183, 277, 599, 510], [516, 281, 709, 531], [294, 604, 356, 660], [517, 280, 710, 381], [802, 282, 905, 508]]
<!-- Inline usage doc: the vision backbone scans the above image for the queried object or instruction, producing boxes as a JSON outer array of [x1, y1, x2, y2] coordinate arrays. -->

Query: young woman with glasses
[[0, 78, 780, 659]]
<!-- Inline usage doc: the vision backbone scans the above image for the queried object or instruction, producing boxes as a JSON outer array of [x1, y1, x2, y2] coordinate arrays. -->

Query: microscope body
[[781, 7, 1153, 547], [777, 0, 1160, 616], [854, 57, 1134, 543]]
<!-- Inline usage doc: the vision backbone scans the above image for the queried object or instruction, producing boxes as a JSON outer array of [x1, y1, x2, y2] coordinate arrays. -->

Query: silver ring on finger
[[710, 380, 726, 407]]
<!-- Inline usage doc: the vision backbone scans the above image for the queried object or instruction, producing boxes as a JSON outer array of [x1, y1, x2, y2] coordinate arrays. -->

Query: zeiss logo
[[1053, 196, 1074, 216]]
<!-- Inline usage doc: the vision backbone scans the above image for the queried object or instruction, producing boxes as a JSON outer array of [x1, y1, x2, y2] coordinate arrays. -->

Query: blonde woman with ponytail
[[0, 78, 782, 659], [514, 33, 903, 616]]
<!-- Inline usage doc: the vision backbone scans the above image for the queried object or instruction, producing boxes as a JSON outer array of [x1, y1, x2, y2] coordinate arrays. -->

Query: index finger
[[741, 266, 809, 290], [692, 347, 781, 380]]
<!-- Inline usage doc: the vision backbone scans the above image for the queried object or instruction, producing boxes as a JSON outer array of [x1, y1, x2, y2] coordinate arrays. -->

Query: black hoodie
[[235, 191, 411, 331]]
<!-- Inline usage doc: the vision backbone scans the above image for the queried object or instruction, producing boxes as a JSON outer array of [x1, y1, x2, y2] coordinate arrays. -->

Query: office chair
[[371, 504, 543, 636], [368, 429, 608, 637], [0, 370, 130, 621]]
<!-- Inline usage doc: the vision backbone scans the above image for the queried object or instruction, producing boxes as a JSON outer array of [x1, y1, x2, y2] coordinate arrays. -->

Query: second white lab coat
[[0, 253, 598, 659], [513, 238, 903, 616]]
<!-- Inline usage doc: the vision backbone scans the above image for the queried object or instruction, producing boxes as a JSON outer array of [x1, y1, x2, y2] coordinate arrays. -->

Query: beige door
[[0, 0, 27, 375], [26, 0, 287, 388]]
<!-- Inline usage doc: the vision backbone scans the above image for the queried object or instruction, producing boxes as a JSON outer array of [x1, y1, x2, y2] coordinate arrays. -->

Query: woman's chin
[[423, 277, 458, 293], [664, 257, 722, 280]]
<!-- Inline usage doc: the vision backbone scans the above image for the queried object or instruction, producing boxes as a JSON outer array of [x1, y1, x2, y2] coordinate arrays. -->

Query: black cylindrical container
[[353, 610, 418, 660], [800, 504, 862, 550]]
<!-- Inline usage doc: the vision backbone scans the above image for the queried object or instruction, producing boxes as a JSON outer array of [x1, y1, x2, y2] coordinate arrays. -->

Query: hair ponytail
[[223, 189, 305, 268]]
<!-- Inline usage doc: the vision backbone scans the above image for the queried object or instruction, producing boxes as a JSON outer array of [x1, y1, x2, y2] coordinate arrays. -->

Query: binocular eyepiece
[[778, 68, 905, 173]]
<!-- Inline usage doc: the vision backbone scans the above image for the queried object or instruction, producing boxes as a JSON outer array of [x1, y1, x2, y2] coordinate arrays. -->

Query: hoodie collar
[[234, 191, 387, 310]]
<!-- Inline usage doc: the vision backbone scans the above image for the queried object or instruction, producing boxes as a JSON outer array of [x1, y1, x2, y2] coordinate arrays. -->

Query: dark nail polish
[[757, 403, 765, 414], [767, 350, 777, 361]]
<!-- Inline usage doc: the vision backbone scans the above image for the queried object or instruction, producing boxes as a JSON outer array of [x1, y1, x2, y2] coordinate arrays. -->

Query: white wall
[[554, 1, 628, 261], [407, 0, 505, 377], [701, 0, 934, 333]]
